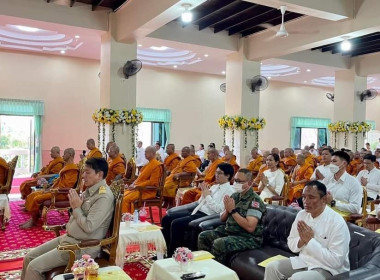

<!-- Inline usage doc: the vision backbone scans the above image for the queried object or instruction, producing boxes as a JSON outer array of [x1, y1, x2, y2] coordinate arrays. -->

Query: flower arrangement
[[92, 108, 143, 125], [348, 121, 371, 134], [327, 121, 350, 133], [173, 247, 193, 264], [328, 121, 372, 149], [71, 254, 99, 279]]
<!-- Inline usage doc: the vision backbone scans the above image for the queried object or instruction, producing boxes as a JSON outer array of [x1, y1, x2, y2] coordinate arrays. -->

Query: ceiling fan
[[259, 6, 319, 39]]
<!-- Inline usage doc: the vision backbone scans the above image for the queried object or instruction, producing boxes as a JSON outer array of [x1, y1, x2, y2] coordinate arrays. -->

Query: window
[[138, 121, 167, 147], [294, 127, 327, 149]]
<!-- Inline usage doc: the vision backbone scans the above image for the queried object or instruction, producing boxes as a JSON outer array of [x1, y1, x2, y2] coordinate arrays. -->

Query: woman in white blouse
[[258, 153, 285, 202]]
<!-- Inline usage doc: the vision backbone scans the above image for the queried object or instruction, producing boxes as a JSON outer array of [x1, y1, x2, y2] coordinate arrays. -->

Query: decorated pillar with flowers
[[224, 38, 262, 165], [99, 31, 138, 158]]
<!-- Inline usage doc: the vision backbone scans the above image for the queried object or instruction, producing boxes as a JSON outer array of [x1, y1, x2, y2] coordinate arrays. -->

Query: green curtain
[[290, 117, 331, 149], [138, 107, 171, 145], [0, 98, 44, 171]]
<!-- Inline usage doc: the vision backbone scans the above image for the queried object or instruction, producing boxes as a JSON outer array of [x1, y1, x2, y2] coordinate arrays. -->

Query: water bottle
[[133, 210, 139, 223]]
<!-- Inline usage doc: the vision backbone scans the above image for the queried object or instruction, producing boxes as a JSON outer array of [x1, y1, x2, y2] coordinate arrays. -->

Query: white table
[[116, 221, 167, 267], [0, 194, 10, 230], [146, 258, 240, 280], [52, 266, 132, 280]]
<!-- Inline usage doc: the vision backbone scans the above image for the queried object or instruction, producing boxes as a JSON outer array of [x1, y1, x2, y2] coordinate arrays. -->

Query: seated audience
[[20, 148, 79, 229], [346, 151, 363, 176], [219, 145, 230, 158], [104, 141, 115, 161], [20, 146, 64, 199], [163, 144, 181, 176], [162, 146, 198, 207], [258, 153, 285, 202], [198, 168, 266, 265], [375, 148, 380, 168], [162, 163, 235, 255], [322, 151, 362, 214], [0, 156, 9, 185], [365, 142, 372, 153], [282, 148, 297, 175], [288, 154, 314, 203], [247, 148, 263, 177], [82, 138, 103, 159], [303, 149, 316, 168], [105, 144, 126, 185], [271, 147, 286, 170], [181, 148, 223, 205], [196, 144, 205, 162], [252, 151, 270, 190], [310, 148, 333, 182], [264, 181, 350, 280], [21, 157, 114, 280], [136, 141, 148, 172], [122, 146, 162, 213], [223, 150, 239, 176], [189, 147, 202, 168], [356, 154, 380, 200], [155, 141, 166, 162]]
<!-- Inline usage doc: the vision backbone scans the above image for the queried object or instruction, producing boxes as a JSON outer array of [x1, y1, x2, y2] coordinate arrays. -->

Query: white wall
[[136, 67, 225, 149]]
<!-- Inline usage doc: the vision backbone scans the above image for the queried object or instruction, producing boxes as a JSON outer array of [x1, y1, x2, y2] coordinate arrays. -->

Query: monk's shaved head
[[64, 148, 75, 158], [87, 138, 96, 149], [50, 146, 60, 158]]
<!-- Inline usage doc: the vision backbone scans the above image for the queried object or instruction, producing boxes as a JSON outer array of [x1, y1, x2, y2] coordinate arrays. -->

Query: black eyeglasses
[[234, 179, 247, 183]]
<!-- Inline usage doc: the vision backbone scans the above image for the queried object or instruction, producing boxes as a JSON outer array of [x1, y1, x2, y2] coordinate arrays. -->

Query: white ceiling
[[2, 14, 380, 90]]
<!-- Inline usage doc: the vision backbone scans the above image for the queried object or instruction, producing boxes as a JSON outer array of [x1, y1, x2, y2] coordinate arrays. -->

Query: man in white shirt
[[196, 144, 205, 162], [310, 148, 333, 182], [161, 163, 235, 255], [309, 143, 319, 156], [322, 151, 362, 214], [155, 141, 166, 162], [135, 141, 147, 171], [265, 181, 350, 280], [356, 154, 380, 200]]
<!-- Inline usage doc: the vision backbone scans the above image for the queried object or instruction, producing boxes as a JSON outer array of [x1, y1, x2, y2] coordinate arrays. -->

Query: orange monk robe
[[105, 155, 126, 185], [181, 158, 224, 205], [305, 155, 316, 168], [347, 159, 363, 176], [20, 157, 64, 199], [87, 148, 103, 159], [282, 157, 297, 175], [316, 155, 323, 165], [191, 155, 202, 168], [163, 157, 197, 198], [287, 164, 314, 202], [253, 164, 268, 192], [164, 153, 181, 174], [0, 157, 9, 186], [25, 163, 79, 213], [224, 158, 240, 176], [247, 156, 263, 176], [122, 159, 162, 213]]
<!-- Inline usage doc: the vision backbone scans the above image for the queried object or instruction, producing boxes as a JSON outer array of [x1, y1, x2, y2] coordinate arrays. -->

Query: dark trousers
[[161, 204, 206, 256]]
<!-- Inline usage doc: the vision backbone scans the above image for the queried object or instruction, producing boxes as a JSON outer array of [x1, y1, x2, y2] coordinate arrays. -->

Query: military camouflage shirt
[[225, 188, 266, 240]]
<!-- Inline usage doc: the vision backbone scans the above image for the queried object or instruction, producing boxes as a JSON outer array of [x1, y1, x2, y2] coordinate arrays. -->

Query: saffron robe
[[181, 158, 224, 205], [347, 159, 363, 176], [20, 157, 64, 199], [105, 155, 126, 185], [87, 148, 103, 159], [253, 164, 269, 192], [287, 164, 314, 202], [191, 155, 202, 168], [25, 163, 79, 213], [247, 156, 263, 176], [282, 156, 297, 175], [164, 153, 181, 174], [163, 156, 197, 198], [122, 159, 162, 213]]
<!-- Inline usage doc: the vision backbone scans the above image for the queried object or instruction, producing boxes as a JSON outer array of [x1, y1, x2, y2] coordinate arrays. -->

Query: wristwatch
[[330, 200, 336, 207], [230, 208, 238, 214]]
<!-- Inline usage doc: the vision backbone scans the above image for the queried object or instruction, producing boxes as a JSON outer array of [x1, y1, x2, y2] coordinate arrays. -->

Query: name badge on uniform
[[99, 186, 106, 194], [252, 201, 260, 208]]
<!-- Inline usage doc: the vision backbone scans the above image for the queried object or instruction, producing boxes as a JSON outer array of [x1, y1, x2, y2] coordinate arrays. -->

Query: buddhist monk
[[122, 146, 162, 213], [223, 151, 239, 176], [85, 138, 103, 159], [282, 148, 297, 175], [346, 151, 363, 176], [316, 146, 324, 165], [20, 148, 79, 229], [20, 146, 64, 199], [287, 154, 314, 203], [271, 147, 286, 171], [105, 144, 126, 185], [0, 157, 9, 186], [302, 149, 316, 168], [105, 141, 115, 162], [181, 148, 223, 205], [189, 147, 202, 168], [247, 148, 263, 176], [252, 151, 270, 191], [220, 145, 230, 160], [163, 146, 197, 207], [164, 144, 181, 176]]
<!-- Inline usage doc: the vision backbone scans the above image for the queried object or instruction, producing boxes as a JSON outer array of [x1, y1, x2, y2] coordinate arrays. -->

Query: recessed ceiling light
[[204, 54, 209, 57], [181, 4, 193, 23], [268, 77, 271, 79], [341, 36, 351, 51], [222, 71, 226, 75], [138, 44, 142, 47], [304, 80, 307, 83], [74, 35, 80, 39], [306, 69, 311, 72], [150, 46, 169, 51], [15, 25, 40, 32], [60, 50, 66, 54], [260, 62, 263, 65], [173, 65, 178, 68]]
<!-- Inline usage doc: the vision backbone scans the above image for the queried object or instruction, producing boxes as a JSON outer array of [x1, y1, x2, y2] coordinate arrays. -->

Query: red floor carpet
[[0, 199, 166, 280]]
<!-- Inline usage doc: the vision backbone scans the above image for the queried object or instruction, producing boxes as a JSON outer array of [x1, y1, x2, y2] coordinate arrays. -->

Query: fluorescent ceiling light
[[150, 46, 169, 51], [60, 50, 66, 54], [181, 4, 193, 23], [75, 35, 80, 39], [15, 25, 40, 32], [173, 65, 178, 68], [306, 69, 311, 72], [138, 44, 142, 47], [204, 54, 209, 57]]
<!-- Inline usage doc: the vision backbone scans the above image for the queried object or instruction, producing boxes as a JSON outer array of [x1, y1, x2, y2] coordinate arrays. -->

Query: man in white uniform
[[322, 151, 362, 214], [356, 154, 380, 200], [135, 141, 148, 171], [264, 180, 350, 280], [310, 148, 333, 182], [196, 144, 206, 162]]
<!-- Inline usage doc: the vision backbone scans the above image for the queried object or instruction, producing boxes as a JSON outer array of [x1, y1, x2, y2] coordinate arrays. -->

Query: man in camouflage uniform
[[21, 158, 114, 280], [198, 168, 266, 264]]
